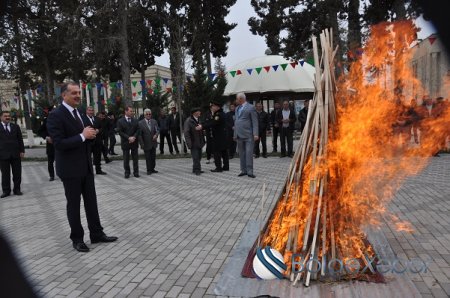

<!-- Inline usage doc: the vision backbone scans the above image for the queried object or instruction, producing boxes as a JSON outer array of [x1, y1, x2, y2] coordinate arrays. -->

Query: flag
[[209, 73, 216, 80], [247, 69, 253, 75], [299, 60, 305, 67], [140, 80, 146, 86], [272, 65, 279, 71], [255, 67, 262, 74], [163, 78, 169, 84], [264, 66, 271, 72], [147, 79, 153, 86], [280, 64, 288, 71], [236, 69, 242, 75], [230, 71, 237, 77], [132, 81, 137, 87]]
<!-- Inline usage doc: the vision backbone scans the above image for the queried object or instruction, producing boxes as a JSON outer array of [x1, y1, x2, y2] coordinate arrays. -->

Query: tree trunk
[[43, 54, 55, 104], [12, 10, 31, 130], [347, 0, 361, 49], [141, 63, 146, 112], [118, 0, 133, 106]]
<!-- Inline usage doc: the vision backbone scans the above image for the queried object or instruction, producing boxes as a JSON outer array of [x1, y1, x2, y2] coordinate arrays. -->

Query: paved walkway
[[0, 155, 449, 297]]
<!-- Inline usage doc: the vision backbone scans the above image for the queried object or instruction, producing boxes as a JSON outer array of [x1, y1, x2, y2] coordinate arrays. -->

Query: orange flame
[[262, 20, 450, 275]]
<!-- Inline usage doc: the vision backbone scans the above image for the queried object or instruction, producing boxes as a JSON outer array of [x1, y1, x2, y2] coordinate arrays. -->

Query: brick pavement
[[0, 154, 449, 297]]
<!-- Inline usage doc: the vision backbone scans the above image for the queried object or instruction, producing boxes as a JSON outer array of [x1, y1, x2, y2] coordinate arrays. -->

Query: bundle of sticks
[[242, 28, 380, 286]]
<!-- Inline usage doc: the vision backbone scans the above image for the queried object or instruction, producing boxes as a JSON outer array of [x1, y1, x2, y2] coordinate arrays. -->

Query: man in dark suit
[[82, 106, 109, 175], [168, 106, 187, 154], [270, 101, 281, 152], [298, 99, 310, 134], [200, 101, 229, 172], [184, 107, 205, 175], [47, 82, 117, 252], [157, 110, 173, 155], [254, 102, 270, 158], [138, 108, 159, 175], [116, 106, 140, 178], [107, 112, 118, 155], [37, 108, 55, 181], [277, 100, 296, 157], [0, 111, 25, 198], [225, 103, 237, 158]]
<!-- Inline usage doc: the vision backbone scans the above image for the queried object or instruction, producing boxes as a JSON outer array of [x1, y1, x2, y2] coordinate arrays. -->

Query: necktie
[[127, 117, 131, 123], [4, 124, 9, 133], [237, 106, 242, 118], [72, 109, 84, 130]]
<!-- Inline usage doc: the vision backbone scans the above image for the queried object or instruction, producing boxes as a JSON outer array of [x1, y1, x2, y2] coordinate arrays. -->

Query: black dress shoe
[[1, 193, 10, 198], [73, 242, 90, 252], [238, 172, 247, 177], [222, 168, 229, 171], [194, 171, 201, 176], [111, 152, 118, 155], [134, 174, 140, 178], [147, 171, 152, 175], [210, 169, 222, 172], [125, 174, 130, 179], [262, 154, 268, 158], [105, 159, 112, 164], [49, 177, 55, 181], [151, 170, 158, 173], [248, 174, 256, 178], [254, 155, 260, 158], [96, 171, 107, 175], [13, 191, 23, 195], [91, 235, 118, 244]]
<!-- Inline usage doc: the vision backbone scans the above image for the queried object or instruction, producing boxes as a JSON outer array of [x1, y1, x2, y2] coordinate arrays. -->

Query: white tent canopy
[[223, 55, 315, 96]]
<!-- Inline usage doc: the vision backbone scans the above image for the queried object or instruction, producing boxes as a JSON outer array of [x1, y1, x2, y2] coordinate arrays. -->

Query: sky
[[155, 0, 437, 70]]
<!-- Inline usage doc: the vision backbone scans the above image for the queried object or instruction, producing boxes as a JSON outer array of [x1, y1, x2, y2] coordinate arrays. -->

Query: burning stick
[[257, 182, 266, 248]]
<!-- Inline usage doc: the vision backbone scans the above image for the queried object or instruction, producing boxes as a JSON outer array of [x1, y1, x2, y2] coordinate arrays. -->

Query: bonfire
[[242, 20, 450, 286]]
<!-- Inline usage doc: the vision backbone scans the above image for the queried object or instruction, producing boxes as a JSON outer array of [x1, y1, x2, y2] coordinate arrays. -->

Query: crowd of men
[[1, 84, 448, 253]]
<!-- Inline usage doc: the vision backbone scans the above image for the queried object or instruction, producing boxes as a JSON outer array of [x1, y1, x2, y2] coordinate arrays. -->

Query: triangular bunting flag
[[264, 66, 271, 72], [147, 79, 152, 86], [148, 89, 153, 95], [255, 67, 262, 74], [166, 87, 172, 93], [82, 83, 87, 89], [96, 83, 102, 89], [429, 37, 436, 45], [236, 69, 242, 75], [163, 78, 169, 84], [138, 91, 142, 95], [117, 82, 123, 89], [103, 83, 108, 88], [306, 57, 315, 66], [209, 73, 216, 80], [247, 69, 253, 75], [272, 65, 279, 71], [132, 92, 137, 97], [132, 81, 137, 87], [299, 60, 305, 67], [172, 86, 177, 93], [280, 63, 288, 71], [87, 83, 92, 90], [230, 71, 237, 77], [290, 62, 297, 69], [140, 80, 145, 86], [155, 78, 161, 85], [109, 82, 117, 88]]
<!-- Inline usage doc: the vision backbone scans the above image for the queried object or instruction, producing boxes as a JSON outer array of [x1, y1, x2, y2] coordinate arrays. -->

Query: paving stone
[[1, 156, 449, 297]]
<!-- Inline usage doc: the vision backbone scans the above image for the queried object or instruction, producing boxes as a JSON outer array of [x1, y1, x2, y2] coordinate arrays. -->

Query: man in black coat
[[184, 107, 205, 175], [298, 99, 310, 134], [270, 101, 281, 152], [254, 102, 270, 158], [82, 106, 109, 175], [225, 103, 237, 158], [157, 110, 173, 155], [276, 100, 296, 157], [47, 81, 117, 252], [37, 108, 55, 181], [168, 106, 187, 154], [201, 101, 229, 172], [116, 106, 140, 178], [0, 111, 25, 198], [107, 112, 118, 155]]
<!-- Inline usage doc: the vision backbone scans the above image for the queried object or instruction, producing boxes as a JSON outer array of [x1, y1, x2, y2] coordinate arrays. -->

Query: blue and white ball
[[252, 246, 287, 280]]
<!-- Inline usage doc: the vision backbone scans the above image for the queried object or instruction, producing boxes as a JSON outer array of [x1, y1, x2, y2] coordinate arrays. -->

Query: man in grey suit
[[184, 107, 205, 175], [138, 109, 159, 175], [234, 93, 259, 178]]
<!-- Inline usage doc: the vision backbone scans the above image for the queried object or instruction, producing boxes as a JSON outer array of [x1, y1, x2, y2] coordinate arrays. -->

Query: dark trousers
[[1, 158, 21, 194], [170, 130, 187, 153], [191, 147, 202, 173], [206, 136, 213, 160], [144, 148, 156, 172], [102, 138, 109, 159], [254, 131, 267, 156], [280, 127, 293, 156], [123, 147, 139, 175], [108, 133, 116, 154], [227, 131, 236, 158], [92, 144, 102, 171], [214, 149, 229, 170], [61, 174, 103, 242], [272, 127, 280, 151], [48, 154, 55, 178], [159, 132, 173, 154]]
